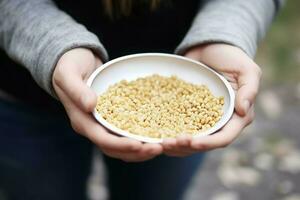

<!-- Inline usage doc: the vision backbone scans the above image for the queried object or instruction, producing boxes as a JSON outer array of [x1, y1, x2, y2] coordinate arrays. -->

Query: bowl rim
[[87, 53, 235, 143]]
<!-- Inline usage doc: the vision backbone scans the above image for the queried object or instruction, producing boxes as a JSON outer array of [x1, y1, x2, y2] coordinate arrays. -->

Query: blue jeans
[[0, 99, 205, 200]]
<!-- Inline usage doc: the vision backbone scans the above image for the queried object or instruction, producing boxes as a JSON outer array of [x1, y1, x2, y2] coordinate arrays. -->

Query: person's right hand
[[52, 48, 163, 162]]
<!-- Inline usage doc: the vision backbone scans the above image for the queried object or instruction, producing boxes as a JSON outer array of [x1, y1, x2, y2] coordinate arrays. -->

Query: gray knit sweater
[[0, 0, 283, 97]]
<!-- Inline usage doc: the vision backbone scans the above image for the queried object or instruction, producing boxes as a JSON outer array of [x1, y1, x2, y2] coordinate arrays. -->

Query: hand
[[52, 48, 162, 162], [162, 44, 261, 156]]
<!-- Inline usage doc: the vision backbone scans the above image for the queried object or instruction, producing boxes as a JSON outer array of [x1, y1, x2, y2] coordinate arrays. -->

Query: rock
[[221, 149, 242, 166], [218, 165, 238, 187], [277, 180, 294, 195], [218, 165, 261, 187], [221, 149, 250, 167], [253, 153, 274, 170], [258, 90, 282, 119], [278, 150, 300, 174], [273, 139, 296, 157], [212, 191, 240, 200]]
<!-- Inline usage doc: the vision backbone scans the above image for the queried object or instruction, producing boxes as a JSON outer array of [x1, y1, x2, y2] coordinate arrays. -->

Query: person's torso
[[0, 0, 200, 111]]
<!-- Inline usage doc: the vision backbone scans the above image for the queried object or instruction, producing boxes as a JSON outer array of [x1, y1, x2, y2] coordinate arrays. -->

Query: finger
[[191, 107, 254, 151], [176, 135, 199, 155], [174, 134, 197, 154], [89, 125, 143, 152], [163, 147, 193, 157], [103, 143, 163, 162], [162, 138, 176, 150], [187, 45, 261, 116], [236, 64, 261, 116], [55, 86, 144, 153], [176, 134, 192, 148], [162, 137, 196, 157], [53, 65, 97, 113], [162, 138, 186, 157]]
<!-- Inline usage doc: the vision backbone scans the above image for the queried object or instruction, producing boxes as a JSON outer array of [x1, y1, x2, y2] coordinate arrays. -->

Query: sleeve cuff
[[175, 0, 277, 59], [175, 30, 256, 58], [33, 30, 108, 98]]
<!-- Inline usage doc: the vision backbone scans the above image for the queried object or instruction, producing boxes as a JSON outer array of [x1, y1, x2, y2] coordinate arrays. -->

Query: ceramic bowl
[[87, 53, 235, 143]]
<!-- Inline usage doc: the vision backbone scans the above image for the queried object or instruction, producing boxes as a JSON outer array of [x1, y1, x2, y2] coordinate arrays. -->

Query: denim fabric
[[104, 153, 205, 200], [0, 100, 93, 200], [0, 99, 205, 200]]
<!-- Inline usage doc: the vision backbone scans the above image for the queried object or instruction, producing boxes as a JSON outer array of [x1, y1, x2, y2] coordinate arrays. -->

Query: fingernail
[[243, 100, 250, 113]]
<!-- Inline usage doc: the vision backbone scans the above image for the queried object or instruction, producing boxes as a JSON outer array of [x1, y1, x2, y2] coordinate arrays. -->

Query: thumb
[[53, 68, 97, 113], [236, 65, 261, 116]]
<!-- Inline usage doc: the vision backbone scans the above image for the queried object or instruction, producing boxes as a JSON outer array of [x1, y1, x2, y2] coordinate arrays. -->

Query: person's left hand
[[162, 43, 262, 156]]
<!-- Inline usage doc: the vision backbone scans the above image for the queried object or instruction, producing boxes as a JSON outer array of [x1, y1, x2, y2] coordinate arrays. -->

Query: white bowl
[[87, 53, 235, 143]]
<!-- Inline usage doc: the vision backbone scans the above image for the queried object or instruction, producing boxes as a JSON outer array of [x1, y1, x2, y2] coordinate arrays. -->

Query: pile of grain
[[96, 74, 224, 138]]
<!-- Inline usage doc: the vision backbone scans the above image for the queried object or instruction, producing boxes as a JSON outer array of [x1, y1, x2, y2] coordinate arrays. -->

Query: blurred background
[[1, 1, 299, 200]]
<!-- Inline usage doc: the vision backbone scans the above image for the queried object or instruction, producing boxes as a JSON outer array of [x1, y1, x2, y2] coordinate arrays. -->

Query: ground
[[184, 84, 300, 200]]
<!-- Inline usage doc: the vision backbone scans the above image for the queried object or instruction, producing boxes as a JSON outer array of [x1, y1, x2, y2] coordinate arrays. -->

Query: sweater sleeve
[[175, 0, 284, 58], [0, 0, 108, 96]]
